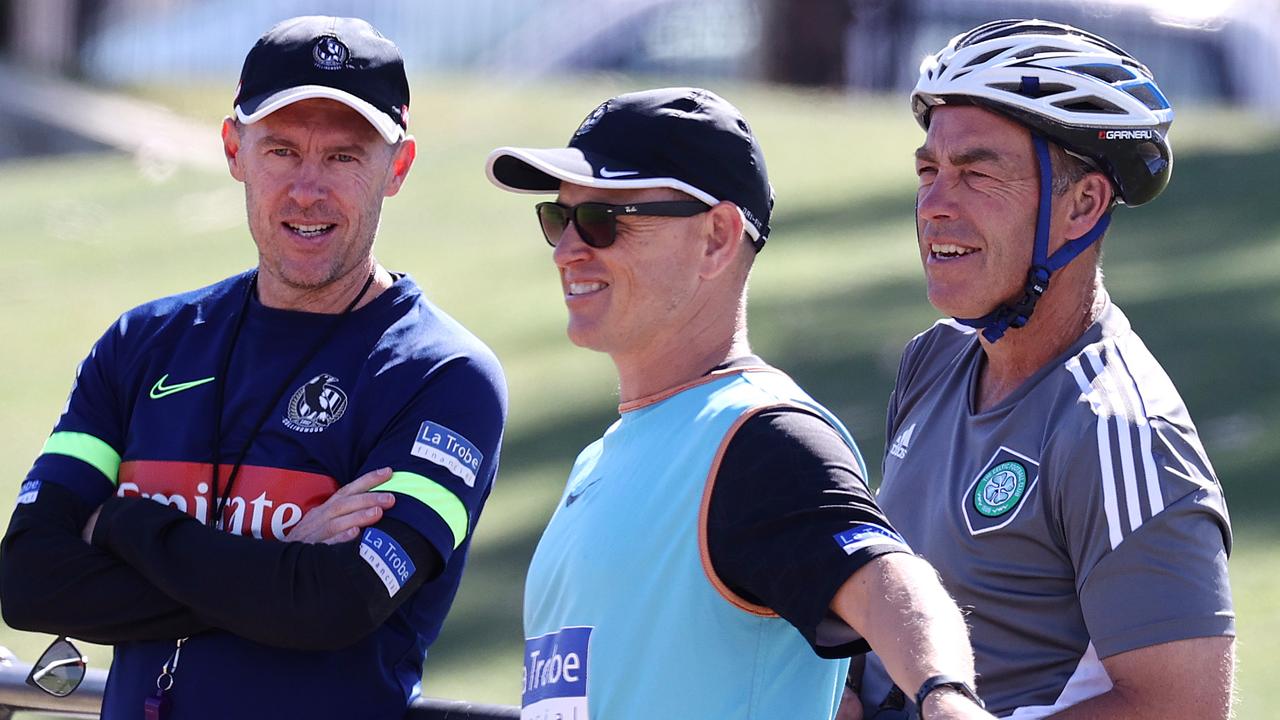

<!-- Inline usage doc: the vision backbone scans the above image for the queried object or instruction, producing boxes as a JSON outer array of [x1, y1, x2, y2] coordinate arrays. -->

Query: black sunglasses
[[535, 200, 710, 249], [26, 636, 88, 697]]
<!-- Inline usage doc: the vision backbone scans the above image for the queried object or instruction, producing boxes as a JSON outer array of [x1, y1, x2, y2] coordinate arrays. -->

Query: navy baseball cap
[[234, 16, 409, 144], [486, 87, 774, 248]]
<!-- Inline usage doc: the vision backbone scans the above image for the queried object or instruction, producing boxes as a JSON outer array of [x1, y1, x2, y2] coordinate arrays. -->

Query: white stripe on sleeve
[[1107, 340, 1165, 516], [1067, 356, 1124, 550], [1085, 348, 1143, 535]]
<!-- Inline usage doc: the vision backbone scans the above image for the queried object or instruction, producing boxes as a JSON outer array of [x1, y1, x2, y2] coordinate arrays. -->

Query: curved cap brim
[[485, 146, 720, 207], [236, 85, 404, 144]]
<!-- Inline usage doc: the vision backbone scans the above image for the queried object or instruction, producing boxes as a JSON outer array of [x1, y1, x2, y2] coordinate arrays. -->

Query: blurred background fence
[[4, 0, 1280, 104], [0, 0, 1277, 718], [5, 0, 1279, 167]]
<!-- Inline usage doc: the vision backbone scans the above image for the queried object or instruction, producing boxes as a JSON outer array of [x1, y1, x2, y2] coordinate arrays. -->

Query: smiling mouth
[[566, 281, 608, 297], [930, 242, 979, 259], [283, 222, 337, 238]]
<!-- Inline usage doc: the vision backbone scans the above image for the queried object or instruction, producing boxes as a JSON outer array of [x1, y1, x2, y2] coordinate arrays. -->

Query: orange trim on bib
[[696, 402, 813, 618], [619, 365, 781, 414]]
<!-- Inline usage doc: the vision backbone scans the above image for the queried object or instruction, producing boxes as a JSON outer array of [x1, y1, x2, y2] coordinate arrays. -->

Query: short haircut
[[1050, 144, 1096, 196]]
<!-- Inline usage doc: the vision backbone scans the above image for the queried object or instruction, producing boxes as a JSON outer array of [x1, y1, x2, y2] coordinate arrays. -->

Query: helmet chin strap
[[954, 132, 1111, 342]]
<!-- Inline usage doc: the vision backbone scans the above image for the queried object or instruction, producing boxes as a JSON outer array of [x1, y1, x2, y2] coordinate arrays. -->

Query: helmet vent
[[1053, 96, 1126, 114], [965, 48, 1007, 68], [1125, 82, 1170, 111], [1070, 63, 1135, 83], [1012, 45, 1066, 59]]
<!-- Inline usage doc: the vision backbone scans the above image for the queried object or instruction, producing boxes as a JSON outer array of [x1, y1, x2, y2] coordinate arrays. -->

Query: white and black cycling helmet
[[913, 18, 1173, 207]]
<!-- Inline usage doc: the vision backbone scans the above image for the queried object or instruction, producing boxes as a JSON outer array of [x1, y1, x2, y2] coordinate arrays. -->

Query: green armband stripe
[[41, 431, 122, 485], [376, 471, 469, 549]]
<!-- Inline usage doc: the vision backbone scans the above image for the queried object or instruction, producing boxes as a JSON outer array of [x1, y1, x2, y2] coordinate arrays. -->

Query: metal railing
[[0, 660, 519, 719]]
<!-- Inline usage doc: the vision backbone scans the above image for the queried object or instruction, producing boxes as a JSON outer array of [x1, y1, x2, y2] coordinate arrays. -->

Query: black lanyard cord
[[208, 269, 377, 530]]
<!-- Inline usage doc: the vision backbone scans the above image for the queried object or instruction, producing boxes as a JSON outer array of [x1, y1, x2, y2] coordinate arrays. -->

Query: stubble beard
[[246, 190, 382, 295]]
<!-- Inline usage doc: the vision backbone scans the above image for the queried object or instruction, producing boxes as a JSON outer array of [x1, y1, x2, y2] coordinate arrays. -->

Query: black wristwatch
[[915, 674, 983, 718]]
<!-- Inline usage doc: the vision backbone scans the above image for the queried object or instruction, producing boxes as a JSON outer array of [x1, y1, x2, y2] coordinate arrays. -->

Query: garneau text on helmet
[[1100, 129, 1154, 140]]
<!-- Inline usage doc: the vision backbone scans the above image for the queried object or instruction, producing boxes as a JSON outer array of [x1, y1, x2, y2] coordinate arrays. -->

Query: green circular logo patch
[[973, 461, 1028, 517]]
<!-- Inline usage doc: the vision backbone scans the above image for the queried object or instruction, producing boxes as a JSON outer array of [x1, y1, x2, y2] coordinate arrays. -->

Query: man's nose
[[288, 162, 328, 207], [551, 222, 593, 269], [916, 173, 959, 223]]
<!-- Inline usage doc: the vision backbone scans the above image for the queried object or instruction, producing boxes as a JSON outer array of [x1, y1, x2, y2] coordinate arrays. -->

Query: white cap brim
[[235, 85, 404, 144]]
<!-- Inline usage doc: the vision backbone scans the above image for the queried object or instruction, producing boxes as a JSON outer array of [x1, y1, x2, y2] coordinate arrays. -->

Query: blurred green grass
[[0, 76, 1276, 716]]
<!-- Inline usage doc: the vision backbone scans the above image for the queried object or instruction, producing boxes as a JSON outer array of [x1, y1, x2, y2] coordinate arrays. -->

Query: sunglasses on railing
[[534, 200, 710, 249], [26, 636, 88, 698]]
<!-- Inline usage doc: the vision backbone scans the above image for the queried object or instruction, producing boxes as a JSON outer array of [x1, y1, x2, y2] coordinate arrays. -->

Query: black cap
[[234, 16, 409, 144], [486, 87, 773, 248]]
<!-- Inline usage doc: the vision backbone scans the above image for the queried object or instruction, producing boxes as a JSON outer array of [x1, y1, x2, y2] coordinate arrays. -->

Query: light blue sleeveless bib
[[522, 367, 866, 719]]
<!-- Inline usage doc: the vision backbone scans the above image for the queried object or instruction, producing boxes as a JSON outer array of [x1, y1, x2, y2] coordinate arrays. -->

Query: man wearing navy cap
[[0, 16, 507, 719], [487, 88, 992, 720]]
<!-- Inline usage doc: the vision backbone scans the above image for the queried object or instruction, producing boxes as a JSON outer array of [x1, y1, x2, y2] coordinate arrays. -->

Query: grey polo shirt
[[862, 298, 1234, 718]]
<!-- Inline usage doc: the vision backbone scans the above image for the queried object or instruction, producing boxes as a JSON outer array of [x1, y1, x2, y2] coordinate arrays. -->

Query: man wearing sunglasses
[[486, 88, 992, 720], [0, 16, 506, 719]]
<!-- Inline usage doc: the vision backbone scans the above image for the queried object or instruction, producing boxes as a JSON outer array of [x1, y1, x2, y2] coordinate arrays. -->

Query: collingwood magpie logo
[[313, 36, 349, 70], [574, 101, 608, 137], [284, 373, 348, 433]]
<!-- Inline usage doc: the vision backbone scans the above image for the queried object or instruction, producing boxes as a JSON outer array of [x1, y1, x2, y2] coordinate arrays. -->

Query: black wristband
[[915, 674, 983, 718]]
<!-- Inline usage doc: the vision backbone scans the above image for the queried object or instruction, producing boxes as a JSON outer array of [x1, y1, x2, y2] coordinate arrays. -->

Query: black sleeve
[[90, 494, 442, 651], [0, 481, 210, 644], [706, 408, 912, 659]]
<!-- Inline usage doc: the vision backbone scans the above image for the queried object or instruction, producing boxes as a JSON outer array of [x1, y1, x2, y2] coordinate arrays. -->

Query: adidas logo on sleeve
[[889, 423, 916, 459]]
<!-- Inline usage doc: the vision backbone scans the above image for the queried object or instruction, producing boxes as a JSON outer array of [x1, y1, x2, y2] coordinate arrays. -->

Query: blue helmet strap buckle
[[992, 264, 1051, 331]]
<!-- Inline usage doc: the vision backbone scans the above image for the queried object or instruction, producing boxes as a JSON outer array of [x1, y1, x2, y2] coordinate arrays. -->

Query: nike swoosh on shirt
[[598, 168, 640, 178], [564, 476, 604, 507], [149, 373, 216, 399]]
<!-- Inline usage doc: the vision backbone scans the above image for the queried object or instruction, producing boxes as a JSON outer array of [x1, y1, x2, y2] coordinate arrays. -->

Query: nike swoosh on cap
[[598, 167, 640, 178], [149, 374, 216, 399]]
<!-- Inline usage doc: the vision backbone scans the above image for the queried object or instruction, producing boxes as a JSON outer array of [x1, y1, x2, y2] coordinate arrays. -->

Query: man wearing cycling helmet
[[845, 19, 1235, 720]]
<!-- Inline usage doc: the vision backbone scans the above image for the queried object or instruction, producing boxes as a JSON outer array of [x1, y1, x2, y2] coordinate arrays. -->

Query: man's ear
[[222, 117, 245, 182], [383, 136, 417, 198], [698, 201, 747, 280], [1061, 171, 1113, 242]]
